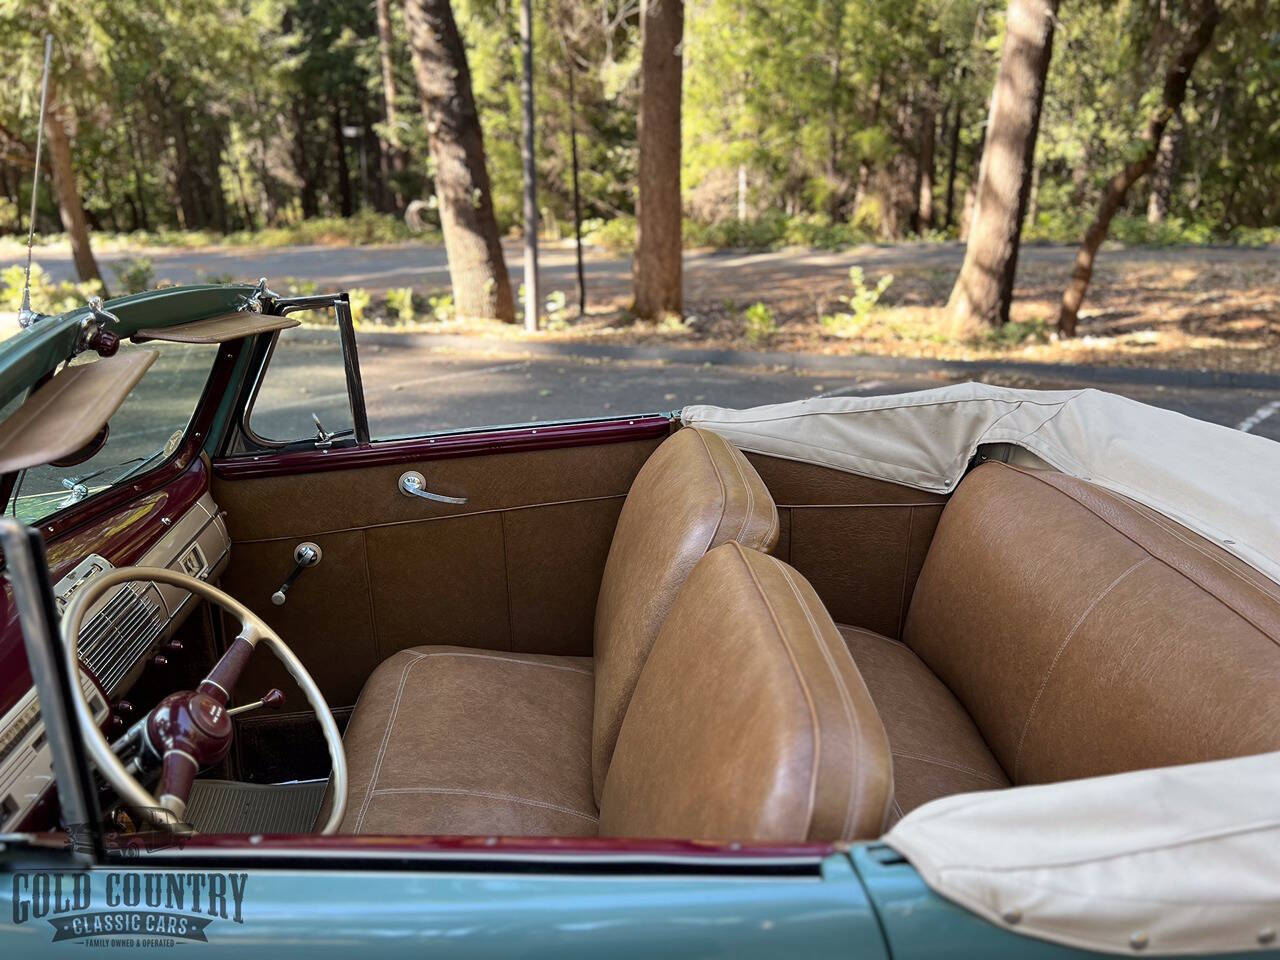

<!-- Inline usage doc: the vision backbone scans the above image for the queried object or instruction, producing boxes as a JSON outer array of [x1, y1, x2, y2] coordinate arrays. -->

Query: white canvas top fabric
[[680, 382, 1280, 585], [882, 752, 1280, 956], [681, 383, 1280, 955]]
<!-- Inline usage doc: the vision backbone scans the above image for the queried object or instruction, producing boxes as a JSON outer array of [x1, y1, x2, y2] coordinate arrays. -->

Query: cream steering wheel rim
[[60, 565, 347, 835]]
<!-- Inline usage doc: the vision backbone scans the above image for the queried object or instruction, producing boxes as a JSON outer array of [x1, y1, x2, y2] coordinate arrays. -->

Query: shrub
[[743, 301, 778, 344], [820, 267, 894, 338], [112, 257, 155, 294], [0, 262, 102, 317], [427, 291, 455, 322], [385, 286, 417, 325], [585, 216, 636, 255], [347, 288, 371, 324]]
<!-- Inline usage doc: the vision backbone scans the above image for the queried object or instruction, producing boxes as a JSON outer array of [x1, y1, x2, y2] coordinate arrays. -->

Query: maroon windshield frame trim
[[212, 414, 675, 480]]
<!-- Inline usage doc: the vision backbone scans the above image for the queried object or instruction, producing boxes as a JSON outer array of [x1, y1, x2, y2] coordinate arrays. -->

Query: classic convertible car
[[0, 283, 1276, 957]]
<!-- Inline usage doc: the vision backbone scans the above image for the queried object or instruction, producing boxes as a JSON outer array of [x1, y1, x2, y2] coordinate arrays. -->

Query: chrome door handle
[[398, 471, 467, 505]]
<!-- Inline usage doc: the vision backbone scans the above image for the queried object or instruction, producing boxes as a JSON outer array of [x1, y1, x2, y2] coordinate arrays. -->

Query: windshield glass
[[4, 339, 218, 524]]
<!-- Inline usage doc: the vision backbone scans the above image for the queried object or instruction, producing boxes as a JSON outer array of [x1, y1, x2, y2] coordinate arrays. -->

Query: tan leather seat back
[[904, 462, 1280, 785], [599, 543, 892, 841], [591, 428, 779, 802]]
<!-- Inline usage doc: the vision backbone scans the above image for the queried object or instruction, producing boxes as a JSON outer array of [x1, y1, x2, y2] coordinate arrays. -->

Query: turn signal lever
[[271, 542, 322, 606], [227, 689, 286, 718]]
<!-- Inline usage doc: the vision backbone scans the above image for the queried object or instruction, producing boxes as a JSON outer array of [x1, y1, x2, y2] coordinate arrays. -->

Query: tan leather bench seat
[[839, 460, 1280, 822], [837, 625, 1008, 820], [338, 427, 780, 835]]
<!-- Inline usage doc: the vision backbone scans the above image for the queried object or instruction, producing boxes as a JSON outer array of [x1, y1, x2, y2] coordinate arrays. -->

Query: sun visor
[[0, 349, 157, 474], [133, 312, 298, 344]]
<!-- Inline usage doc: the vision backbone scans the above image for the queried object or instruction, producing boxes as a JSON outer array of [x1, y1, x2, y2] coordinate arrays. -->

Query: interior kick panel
[[0, 491, 229, 832]]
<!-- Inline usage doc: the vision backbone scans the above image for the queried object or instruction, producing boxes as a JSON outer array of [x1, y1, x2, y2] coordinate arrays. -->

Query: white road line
[[1236, 399, 1280, 433], [813, 379, 889, 399]]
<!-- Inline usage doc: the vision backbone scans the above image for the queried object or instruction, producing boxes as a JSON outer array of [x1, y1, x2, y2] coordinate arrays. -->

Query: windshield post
[[0, 518, 103, 859]]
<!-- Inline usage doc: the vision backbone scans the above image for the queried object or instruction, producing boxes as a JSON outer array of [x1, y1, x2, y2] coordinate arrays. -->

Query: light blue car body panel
[[2, 851, 891, 957]]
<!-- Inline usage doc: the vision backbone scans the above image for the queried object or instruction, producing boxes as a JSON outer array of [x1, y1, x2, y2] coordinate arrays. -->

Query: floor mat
[[185, 779, 328, 834]]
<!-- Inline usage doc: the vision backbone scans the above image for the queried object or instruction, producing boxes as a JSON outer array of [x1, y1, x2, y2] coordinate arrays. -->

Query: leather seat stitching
[[892, 751, 1006, 785], [352, 651, 427, 831], [369, 787, 599, 823], [719, 432, 757, 542], [735, 544, 822, 836], [690, 429, 730, 552], [777, 561, 863, 839], [402, 650, 593, 676], [1013, 557, 1151, 780]]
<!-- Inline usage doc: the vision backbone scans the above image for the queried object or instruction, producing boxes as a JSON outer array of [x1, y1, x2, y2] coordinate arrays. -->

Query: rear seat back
[[599, 542, 892, 841], [592, 427, 779, 803], [903, 461, 1280, 785]]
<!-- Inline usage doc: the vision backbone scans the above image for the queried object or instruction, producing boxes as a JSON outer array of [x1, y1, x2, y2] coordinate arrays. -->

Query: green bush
[[385, 286, 417, 325], [427, 291, 455, 322], [585, 216, 636, 255], [347, 288, 371, 324], [820, 267, 894, 338], [111, 257, 155, 294], [743, 301, 778, 344], [0, 263, 102, 316], [985, 316, 1051, 346]]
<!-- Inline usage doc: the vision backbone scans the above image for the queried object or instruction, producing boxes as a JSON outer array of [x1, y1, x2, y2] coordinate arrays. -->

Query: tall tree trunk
[[405, 0, 515, 322], [947, 0, 1058, 331], [44, 99, 104, 289], [943, 94, 964, 230], [916, 95, 938, 233], [632, 0, 684, 321], [374, 0, 406, 210], [332, 101, 354, 217], [1057, 1, 1220, 337], [1146, 117, 1183, 224]]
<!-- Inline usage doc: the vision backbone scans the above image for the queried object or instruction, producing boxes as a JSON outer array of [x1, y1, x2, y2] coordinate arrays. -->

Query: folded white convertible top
[[682, 383, 1280, 955], [681, 382, 1280, 585]]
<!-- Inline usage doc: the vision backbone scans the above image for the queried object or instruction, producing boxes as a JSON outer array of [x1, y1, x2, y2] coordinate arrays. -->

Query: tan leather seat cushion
[[838, 625, 1008, 820], [339, 646, 597, 836], [904, 462, 1280, 786], [591, 427, 778, 803], [599, 543, 892, 842]]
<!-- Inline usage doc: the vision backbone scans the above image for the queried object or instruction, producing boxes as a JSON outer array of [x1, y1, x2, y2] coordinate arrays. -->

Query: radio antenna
[[18, 34, 54, 329]]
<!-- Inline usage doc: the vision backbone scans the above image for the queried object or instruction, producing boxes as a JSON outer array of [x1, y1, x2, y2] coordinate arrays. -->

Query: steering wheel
[[60, 566, 347, 834]]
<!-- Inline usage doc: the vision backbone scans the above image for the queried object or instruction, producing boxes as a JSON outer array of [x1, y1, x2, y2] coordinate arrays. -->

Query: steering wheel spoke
[[59, 565, 348, 835]]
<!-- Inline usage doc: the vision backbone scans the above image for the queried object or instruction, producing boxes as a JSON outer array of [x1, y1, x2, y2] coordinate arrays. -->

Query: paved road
[[8, 238, 1278, 295], [255, 333, 1280, 442], [15, 334, 1277, 518]]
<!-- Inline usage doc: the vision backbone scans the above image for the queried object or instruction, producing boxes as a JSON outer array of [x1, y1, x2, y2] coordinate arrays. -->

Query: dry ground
[[406, 244, 1280, 374]]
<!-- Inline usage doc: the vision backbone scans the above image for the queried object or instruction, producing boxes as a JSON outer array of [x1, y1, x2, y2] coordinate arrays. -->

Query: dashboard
[[0, 488, 229, 831]]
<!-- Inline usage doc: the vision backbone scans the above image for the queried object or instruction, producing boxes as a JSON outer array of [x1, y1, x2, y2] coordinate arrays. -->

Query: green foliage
[[585, 217, 637, 255], [820, 267, 894, 338], [111, 258, 155, 295], [0, 264, 101, 316], [743, 302, 778, 344], [385, 287, 417, 325], [427, 292, 455, 322], [985, 317, 1051, 346], [347, 288, 372, 324]]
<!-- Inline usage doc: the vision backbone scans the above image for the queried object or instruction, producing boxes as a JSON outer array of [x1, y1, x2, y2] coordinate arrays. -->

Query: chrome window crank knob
[[271, 542, 322, 606], [398, 471, 467, 505]]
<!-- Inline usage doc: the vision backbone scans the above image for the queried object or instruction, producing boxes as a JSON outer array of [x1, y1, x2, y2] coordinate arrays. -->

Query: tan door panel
[[212, 437, 661, 705], [365, 513, 509, 655], [220, 530, 380, 707], [504, 497, 626, 656]]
